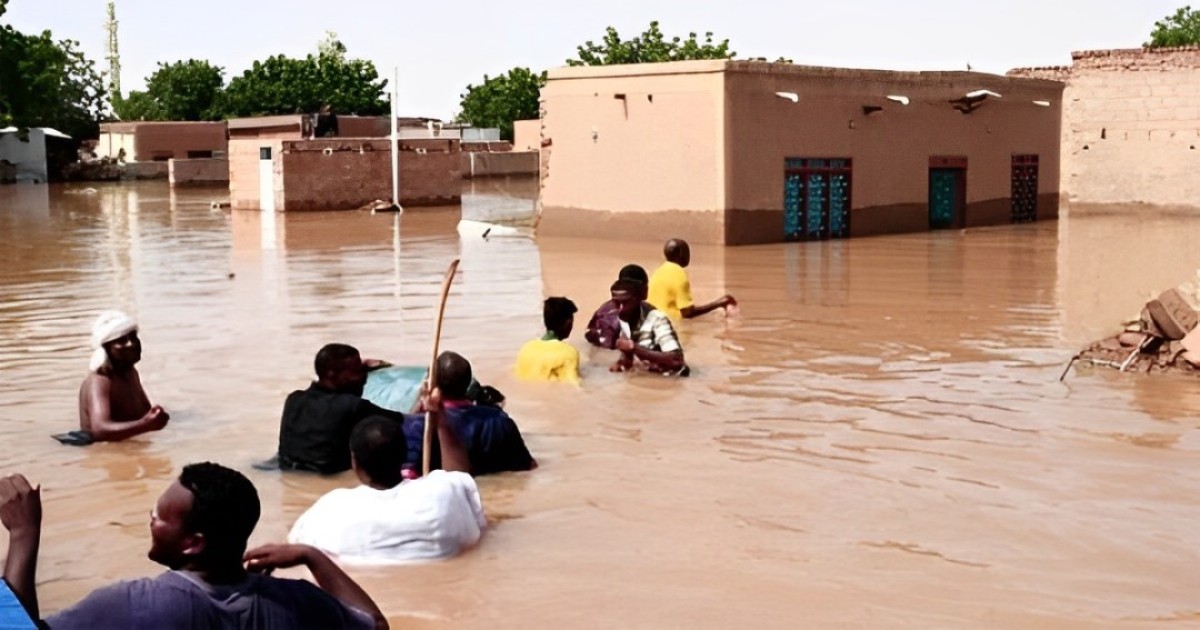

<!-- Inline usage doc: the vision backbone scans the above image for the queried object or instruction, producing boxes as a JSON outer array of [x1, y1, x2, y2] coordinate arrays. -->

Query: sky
[[3, 0, 1183, 120]]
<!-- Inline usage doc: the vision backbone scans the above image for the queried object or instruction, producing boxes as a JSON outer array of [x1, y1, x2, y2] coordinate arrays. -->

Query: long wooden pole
[[423, 258, 460, 476]]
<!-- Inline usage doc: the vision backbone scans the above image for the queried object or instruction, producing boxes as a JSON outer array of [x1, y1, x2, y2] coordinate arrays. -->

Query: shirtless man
[[78, 311, 169, 442]]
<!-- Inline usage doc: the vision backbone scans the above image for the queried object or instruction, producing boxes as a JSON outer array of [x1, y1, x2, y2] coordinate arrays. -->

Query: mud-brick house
[[539, 60, 1064, 245]]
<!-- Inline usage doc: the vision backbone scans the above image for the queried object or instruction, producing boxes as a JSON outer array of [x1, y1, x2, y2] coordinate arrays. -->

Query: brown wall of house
[[724, 63, 1063, 244], [1012, 47, 1200, 207], [123, 122, 227, 161], [539, 61, 1062, 245], [539, 62, 727, 243]]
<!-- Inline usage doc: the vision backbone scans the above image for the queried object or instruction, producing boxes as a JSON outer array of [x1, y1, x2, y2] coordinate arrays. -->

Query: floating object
[[965, 89, 1002, 99], [210, 200, 231, 210], [774, 91, 799, 102], [1033, 100, 1052, 107], [886, 95, 910, 105], [456, 219, 531, 239], [50, 430, 94, 446]]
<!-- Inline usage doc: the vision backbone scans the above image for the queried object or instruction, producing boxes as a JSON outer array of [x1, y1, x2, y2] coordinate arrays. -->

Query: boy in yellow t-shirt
[[647, 238, 736, 320], [516, 297, 581, 384]]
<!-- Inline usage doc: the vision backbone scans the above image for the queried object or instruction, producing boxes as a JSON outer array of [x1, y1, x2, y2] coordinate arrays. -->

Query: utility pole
[[105, 0, 121, 103]]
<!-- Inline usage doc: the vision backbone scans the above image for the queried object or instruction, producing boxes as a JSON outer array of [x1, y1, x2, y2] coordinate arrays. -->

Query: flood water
[[1, 179, 1199, 628]]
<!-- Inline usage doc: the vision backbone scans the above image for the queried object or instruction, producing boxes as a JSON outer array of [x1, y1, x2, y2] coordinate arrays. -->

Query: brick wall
[[461, 141, 514, 152], [1011, 47, 1200, 206], [462, 151, 538, 177], [169, 158, 230, 186], [275, 138, 461, 210]]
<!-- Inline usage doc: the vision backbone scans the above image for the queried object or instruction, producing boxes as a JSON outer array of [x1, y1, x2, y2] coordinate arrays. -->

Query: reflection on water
[[1, 182, 1199, 628]]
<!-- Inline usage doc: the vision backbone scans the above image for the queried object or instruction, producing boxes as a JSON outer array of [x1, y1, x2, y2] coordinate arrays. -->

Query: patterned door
[[784, 159, 851, 241], [1010, 155, 1038, 223], [929, 168, 960, 230]]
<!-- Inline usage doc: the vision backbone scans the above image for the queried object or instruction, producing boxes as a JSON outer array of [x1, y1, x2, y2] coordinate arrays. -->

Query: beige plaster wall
[[169, 158, 230, 186], [539, 61, 726, 243], [725, 64, 1063, 243], [228, 138, 282, 211], [513, 119, 541, 152], [97, 132, 135, 160]]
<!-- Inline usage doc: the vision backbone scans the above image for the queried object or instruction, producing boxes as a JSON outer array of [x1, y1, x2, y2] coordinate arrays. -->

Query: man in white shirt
[[289, 392, 486, 564]]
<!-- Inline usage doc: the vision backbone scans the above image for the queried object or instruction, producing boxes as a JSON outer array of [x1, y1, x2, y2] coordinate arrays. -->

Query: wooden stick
[[423, 259, 460, 476]]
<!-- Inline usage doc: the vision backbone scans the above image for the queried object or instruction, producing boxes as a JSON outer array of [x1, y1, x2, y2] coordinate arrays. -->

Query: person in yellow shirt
[[647, 238, 737, 320], [515, 297, 581, 384]]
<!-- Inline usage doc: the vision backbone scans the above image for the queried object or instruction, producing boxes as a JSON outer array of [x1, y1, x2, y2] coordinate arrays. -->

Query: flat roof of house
[[100, 121, 226, 133], [547, 59, 1064, 89]]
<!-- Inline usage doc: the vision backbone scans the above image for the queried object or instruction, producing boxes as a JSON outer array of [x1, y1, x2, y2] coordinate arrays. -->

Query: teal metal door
[[928, 168, 964, 230], [784, 158, 851, 241]]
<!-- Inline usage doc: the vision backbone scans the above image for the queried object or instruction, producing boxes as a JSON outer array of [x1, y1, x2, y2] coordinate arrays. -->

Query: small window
[[259, 147, 272, 160], [187, 150, 213, 159]]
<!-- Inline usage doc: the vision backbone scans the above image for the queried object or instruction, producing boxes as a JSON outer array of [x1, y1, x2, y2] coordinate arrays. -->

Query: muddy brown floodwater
[[1, 180, 1199, 628]]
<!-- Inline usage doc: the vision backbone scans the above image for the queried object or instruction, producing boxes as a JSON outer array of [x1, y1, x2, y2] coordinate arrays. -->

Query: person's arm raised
[[426, 387, 471, 474], [1, 474, 42, 622], [84, 376, 169, 441], [245, 544, 388, 630]]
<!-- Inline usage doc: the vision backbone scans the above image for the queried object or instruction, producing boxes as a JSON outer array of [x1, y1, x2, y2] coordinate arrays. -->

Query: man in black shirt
[[277, 344, 402, 474]]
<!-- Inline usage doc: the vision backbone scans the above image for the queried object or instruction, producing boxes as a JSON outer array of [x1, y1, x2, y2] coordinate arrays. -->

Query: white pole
[[390, 66, 401, 211]]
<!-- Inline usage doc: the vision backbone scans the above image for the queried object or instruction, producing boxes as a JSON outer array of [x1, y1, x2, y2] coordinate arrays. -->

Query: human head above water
[[314, 343, 366, 396], [610, 278, 644, 320], [90, 310, 140, 372], [436, 351, 473, 400], [148, 462, 261, 570], [617, 264, 649, 300], [663, 238, 691, 268], [543, 297, 578, 340], [350, 415, 405, 489]]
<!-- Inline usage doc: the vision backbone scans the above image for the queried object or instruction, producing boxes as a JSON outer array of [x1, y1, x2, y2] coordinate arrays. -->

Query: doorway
[[928, 157, 966, 230]]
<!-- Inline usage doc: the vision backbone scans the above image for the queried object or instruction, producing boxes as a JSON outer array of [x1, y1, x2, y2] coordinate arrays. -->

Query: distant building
[[227, 115, 462, 211], [539, 60, 1064, 245], [0, 127, 70, 183], [1010, 46, 1200, 208], [97, 121, 227, 161]]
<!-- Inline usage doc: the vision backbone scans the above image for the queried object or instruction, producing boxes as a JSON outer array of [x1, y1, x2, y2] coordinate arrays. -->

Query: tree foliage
[[456, 67, 545, 141], [221, 36, 387, 118], [114, 59, 225, 121], [0, 22, 107, 138], [1147, 5, 1200, 47], [567, 21, 735, 66]]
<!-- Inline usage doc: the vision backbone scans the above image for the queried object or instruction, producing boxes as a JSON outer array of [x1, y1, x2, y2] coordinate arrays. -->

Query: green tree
[[221, 36, 387, 117], [567, 21, 735, 66], [1147, 6, 1200, 47], [456, 67, 545, 141], [0, 24, 107, 138], [114, 59, 225, 121]]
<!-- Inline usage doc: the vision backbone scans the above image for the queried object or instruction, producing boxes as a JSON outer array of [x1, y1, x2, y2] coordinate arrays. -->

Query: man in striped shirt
[[610, 278, 690, 377]]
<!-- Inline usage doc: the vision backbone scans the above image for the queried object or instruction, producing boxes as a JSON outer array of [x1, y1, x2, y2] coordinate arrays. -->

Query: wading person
[[585, 265, 650, 350], [40, 463, 388, 629], [276, 343, 402, 475], [648, 238, 737, 320], [288, 389, 486, 564], [516, 297, 581, 383], [412, 352, 536, 475], [610, 278, 689, 376], [77, 310, 169, 443]]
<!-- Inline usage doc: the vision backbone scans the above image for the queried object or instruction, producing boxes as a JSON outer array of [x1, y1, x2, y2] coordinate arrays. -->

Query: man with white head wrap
[[76, 310, 169, 442]]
